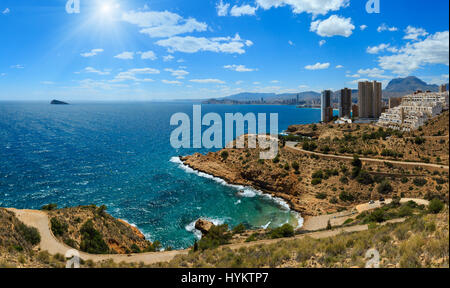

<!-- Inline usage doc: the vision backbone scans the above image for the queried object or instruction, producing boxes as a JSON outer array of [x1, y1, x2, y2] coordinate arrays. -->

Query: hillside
[[0, 208, 67, 268], [46, 205, 155, 254], [153, 210, 449, 268]]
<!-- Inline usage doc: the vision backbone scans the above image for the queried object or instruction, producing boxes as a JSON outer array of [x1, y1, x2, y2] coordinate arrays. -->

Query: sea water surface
[[0, 102, 321, 249]]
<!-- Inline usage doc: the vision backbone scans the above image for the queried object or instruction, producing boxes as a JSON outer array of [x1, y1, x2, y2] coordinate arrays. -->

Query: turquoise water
[[0, 102, 321, 249]]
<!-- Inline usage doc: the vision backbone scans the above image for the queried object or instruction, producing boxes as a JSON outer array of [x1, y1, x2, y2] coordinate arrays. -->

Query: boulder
[[195, 219, 214, 235]]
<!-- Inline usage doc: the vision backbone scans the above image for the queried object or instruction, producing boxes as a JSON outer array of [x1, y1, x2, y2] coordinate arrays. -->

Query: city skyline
[[0, 0, 449, 101]]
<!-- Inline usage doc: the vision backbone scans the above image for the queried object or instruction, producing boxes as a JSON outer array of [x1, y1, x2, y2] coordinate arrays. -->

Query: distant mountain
[[384, 76, 439, 94], [202, 76, 448, 104]]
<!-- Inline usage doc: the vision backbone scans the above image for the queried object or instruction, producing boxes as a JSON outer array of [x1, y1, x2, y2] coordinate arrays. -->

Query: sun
[[97, 1, 120, 18]]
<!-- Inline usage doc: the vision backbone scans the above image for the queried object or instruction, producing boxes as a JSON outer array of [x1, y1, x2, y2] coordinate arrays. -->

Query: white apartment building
[[377, 90, 448, 131]]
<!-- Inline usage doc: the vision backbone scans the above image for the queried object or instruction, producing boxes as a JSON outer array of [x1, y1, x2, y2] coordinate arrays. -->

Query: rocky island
[[50, 100, 69, 105]]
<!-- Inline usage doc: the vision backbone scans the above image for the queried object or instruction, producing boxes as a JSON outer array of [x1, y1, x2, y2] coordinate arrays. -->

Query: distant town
[[321, 81, 449, 132]]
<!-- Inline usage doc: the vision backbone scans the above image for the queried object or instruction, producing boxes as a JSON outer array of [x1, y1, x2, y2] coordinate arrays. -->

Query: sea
[[0, 102, 323, 249]]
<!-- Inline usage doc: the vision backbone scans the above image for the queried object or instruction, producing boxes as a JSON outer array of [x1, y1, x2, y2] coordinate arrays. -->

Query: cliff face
[[183, 123, 449, 216]]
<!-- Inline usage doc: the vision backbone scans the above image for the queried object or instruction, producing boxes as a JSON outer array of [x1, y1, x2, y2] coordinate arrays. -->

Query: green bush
[[130, 244, 141, 253], [232, 223, 246, 234], [196, 224, 232, 251], [50, 217, 68, 237], [312, 170, 324, 179], [351, 155, 362, 168], [41, 203, 58, 211], [339, 191, 355, 202], [16, 223, 41, 246], [428, 199, 444, 214], [220, 151, 229, 161], [269, 224, 294, 239], [315, 192, 327, 200], [311, 178, 322, 185], [398, 205, 413, 217], [80, 220, 109, 254], [377, 180, 393, 194], [413, 178, 427, 187], [356, 170, 374, 185]]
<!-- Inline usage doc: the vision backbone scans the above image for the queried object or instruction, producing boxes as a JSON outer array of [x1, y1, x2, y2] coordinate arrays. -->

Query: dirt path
[[6, 208, 407, 266], [285, 142, 449, 171]]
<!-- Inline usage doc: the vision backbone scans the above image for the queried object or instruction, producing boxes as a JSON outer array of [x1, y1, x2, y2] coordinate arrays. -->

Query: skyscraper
[[321, 90, 332, 123], [439, 84, 447, 93], [358, 81, 383, 119], [339, 88, 352, 118]]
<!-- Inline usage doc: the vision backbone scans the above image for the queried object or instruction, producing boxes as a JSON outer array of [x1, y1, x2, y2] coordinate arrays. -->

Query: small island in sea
[[50, 100, 69, 105]]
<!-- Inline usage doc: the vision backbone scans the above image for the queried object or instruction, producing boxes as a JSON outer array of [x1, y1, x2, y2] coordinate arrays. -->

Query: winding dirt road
[[6, 208, 406, 266], [285, 142, 449, 171]]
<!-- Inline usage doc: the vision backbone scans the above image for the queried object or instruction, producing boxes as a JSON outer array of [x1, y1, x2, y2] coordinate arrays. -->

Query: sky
[[0, 0, 449, 101]]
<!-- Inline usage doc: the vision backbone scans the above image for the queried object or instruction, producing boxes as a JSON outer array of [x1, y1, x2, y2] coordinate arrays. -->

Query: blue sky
[[0, 0, 448, 101]]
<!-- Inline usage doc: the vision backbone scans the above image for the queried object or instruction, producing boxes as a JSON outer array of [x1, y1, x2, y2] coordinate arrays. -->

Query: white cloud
[[404, 26, 428, 41], [224, 64, 257, 72], [112, 68, 160, 82], [367, 43, 390, 54], [230, 5, 257, 16], [235, 80, 244, 85], [165, 68, 189, 79], [84, 67, 110, 75], [190, 79, 225, 84], [310, 15, 354, 37], [162, 80, 182, 85], [122, 10, 207, 38], [140, 51, 157, 60], [114, 51, 134, 60], [357, 68, 391, 79], [304, 62, 330, 70], [41, 81, 54, 85], [256, 0, 350, 16], [2, 8, 10, 14], [81, 48, 104, 57], [163, 55, 175, 62], [271, 80, 280, 83], [288, 40, 294, 46], [10, 64, 24, 69], [377, 23, 398, 32], [336, 65, 344, 69], [156, 34, 251, 54], [319, 40, 326, 46], [216, 1, 230, 16], [378, 31, 449, 75], [360, 25, 367, 31]]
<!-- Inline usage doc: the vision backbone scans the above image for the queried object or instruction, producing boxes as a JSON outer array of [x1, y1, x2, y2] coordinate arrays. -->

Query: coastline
[[171, 156, 304, 229]]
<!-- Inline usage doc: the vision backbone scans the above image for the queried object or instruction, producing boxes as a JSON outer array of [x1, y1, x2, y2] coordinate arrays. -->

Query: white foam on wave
[[171, 156, 304, 229]]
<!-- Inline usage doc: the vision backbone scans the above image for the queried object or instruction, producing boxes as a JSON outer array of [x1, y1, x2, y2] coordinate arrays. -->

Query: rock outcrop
[[195, 219, 214, 235]]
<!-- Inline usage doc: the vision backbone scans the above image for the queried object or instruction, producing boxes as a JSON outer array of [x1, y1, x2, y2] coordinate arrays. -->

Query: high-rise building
[[358, 81, 383, 119], [352, 104, 359, 118], [321, 90, 332, 123], [439, 84, 447, 93], [339, 88, 352, 118]]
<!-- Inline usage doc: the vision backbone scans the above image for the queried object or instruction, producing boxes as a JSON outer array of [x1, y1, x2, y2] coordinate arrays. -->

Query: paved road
[[5, 208, 407, 266], [285, 142, 449, 171]]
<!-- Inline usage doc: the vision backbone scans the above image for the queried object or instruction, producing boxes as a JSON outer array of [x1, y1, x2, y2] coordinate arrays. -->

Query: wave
[[170, 156, 304, 229]]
